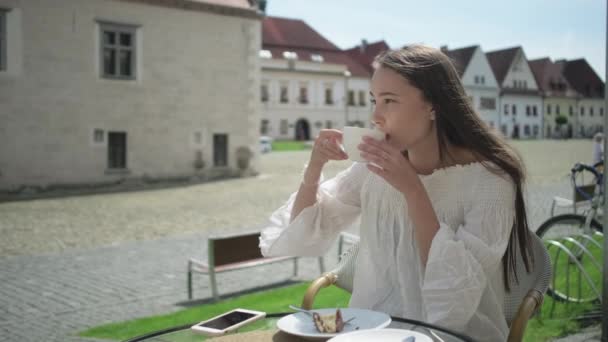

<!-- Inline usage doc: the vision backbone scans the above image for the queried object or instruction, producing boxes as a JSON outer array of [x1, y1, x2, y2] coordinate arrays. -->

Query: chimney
[[360, 39, 368, 53], [257, 0, 267, 13]]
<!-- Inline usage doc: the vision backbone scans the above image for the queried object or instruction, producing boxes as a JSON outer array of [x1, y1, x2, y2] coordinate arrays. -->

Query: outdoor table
[[124, 312, 476, 342]]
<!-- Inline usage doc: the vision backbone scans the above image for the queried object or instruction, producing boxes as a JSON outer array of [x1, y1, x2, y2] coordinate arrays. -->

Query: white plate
[[276, 308, 391, 340], [328, 328, 433, 342]]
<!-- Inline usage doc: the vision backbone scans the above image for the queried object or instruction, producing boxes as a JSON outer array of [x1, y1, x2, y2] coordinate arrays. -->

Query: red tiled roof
[[562, 59, 605, 98], [263, 16, 339, 50], [529, 58, 576, 97], [528, 57, 550, 88], [345, 41, 390, 73], [262, 17, 371, 77], [486, 46, 521, 84], [443, 45, 477, 77]]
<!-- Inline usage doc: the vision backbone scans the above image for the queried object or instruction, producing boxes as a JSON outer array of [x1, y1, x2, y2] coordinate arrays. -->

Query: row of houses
[[0, 0, 604, 191], [259, 16, 605, 141]]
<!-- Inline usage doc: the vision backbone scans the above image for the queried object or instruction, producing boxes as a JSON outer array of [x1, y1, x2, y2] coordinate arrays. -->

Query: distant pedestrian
[[593, 132, 604, 165]]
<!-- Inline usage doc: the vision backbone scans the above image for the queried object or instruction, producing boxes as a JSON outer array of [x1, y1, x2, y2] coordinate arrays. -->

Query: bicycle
[[536, 163, 604, 304]]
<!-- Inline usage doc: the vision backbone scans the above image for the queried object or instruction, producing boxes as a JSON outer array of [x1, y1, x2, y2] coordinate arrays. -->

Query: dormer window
[[283, 51, 298, 60], [259, 50, 272, 59], [311, 54, 324, 63]]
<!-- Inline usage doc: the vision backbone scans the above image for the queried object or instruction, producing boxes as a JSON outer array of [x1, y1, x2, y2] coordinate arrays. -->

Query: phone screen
[[197, 311, 257, 330]]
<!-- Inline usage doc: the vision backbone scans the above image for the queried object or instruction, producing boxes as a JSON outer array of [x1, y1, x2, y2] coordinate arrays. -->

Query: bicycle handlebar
[[571, 163, 602, 183], [571, 162, 603, 201]]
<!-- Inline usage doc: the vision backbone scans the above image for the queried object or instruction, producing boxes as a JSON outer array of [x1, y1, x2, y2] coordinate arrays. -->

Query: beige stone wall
[[0, 0, 261, 190]]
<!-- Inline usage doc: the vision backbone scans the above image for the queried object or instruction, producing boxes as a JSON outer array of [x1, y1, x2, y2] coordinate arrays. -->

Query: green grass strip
[[80, 282, 350, 341]]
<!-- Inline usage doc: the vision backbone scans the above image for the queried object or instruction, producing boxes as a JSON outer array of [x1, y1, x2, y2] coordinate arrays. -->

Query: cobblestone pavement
[[0, 180, 573, 342], [0, 230, 333, 342], [0, 149, 597, 342]]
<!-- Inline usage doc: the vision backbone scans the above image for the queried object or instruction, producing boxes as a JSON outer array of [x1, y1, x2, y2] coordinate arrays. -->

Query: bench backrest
[[209, 232, 264, 267]]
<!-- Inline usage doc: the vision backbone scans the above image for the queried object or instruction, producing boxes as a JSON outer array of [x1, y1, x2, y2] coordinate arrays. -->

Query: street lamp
[[344, 70, 351, 127]]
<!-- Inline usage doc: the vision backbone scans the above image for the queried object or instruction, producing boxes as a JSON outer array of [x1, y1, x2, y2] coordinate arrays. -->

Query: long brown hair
[[375, 45, 532, 290]]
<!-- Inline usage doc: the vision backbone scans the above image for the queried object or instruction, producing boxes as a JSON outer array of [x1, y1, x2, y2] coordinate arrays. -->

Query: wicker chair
[[301, 233, 551, 342]]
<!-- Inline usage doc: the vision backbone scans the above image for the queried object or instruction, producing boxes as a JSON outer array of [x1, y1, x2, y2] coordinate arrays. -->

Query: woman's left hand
[[358, 136, 421, 195]]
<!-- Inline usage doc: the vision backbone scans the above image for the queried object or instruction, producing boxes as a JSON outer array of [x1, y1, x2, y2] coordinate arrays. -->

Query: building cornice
[[117, 0, 263, 20], [262, 66, 347, 77]]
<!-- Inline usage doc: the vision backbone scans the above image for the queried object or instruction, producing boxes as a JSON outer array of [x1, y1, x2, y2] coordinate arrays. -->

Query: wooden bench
[[187, 232, 325, 301]]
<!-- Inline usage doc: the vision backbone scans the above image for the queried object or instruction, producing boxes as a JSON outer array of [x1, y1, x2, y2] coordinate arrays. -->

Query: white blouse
[[260, 162, 516, 341]]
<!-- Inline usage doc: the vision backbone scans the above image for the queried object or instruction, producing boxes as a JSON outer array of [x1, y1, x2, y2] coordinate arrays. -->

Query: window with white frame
[[556, 105, 560, 114], [259, 50, 272, 59], [108, 132, 127, 169], [358, 90, 366, 106], [311, 54, 323, 63], [213, 134, 228, 167], [280, 119, 288, 135], [501, 125, 508, 136], [93, 129, 105, 145], [260, 119, 270, 135], [0, 8, 7, 70], [100, 22, 137, 79], [193, 131, 203, 145], [479, 97, 496, 110], [283, 51, 298, 60], [299, 83, 308, 104], [348, 90, 355, 106], [280, 83, 289, 103], [261, 83, 269, 102], [325, 84, 334, 105], [0, 9, 6, 71]]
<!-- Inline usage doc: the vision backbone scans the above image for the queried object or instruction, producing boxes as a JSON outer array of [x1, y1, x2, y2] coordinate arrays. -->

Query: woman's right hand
[[309, 129, 348, 168]]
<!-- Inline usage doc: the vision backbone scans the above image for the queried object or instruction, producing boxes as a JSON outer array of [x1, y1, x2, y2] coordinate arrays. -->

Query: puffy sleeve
[[421, 173, 516, 331], [259, 162, 366, 257]]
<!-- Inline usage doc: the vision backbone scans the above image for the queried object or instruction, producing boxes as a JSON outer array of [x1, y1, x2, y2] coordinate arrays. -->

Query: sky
[[266, 0, 606, 81]]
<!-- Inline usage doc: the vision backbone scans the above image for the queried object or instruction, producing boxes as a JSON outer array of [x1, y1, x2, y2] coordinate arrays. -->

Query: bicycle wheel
[[537, 214, 602, 239], [536, 214, 603, 303]]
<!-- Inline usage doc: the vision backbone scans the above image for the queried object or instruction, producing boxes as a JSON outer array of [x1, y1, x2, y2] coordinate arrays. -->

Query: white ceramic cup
[[342, 126, 386, 162]]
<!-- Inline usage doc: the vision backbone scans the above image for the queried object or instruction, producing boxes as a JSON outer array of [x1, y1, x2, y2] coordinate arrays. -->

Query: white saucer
[[276, 308, 391, 340], [328, 328, 433, 342]]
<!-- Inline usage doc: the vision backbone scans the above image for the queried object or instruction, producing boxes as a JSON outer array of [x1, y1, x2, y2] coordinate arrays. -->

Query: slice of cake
[[312, 309, 344, 333]]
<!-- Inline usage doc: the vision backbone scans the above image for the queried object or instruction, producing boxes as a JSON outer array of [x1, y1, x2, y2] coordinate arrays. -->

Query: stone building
[[0, 0, 262, 192]]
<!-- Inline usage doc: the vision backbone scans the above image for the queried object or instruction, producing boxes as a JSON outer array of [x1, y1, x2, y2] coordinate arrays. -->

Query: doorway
[[295, 119, 310, 141]]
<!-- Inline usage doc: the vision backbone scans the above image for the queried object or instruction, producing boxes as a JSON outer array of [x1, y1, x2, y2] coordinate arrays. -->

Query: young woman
[[260, 45, 533, 341]]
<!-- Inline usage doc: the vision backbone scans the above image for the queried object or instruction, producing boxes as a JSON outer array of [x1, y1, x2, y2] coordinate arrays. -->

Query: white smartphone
[[190, 308, 266, 336]]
